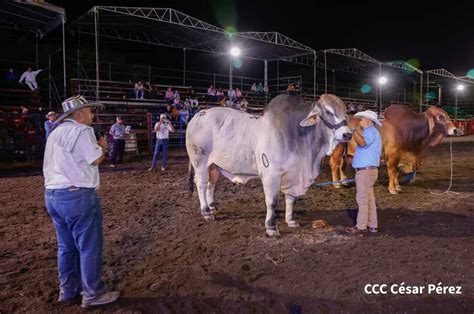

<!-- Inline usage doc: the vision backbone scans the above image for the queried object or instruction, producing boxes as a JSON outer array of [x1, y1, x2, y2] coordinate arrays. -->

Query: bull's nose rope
[[430, 137, 459, 196]]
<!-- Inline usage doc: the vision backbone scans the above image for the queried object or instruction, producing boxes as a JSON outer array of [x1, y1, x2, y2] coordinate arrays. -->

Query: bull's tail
[[188, 161, 195, 196]]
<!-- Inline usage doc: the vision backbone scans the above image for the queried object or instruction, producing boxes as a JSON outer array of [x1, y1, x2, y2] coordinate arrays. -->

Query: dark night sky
[[46, 0, 474, 76]]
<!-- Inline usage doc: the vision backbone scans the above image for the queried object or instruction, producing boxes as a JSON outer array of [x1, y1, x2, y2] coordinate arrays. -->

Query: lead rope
[[431, 137, 459, 195]]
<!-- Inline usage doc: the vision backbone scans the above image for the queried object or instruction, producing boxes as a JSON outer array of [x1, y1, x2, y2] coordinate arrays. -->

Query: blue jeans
[[151, 138, 168, 168], [45, 188, 105, 301], [134, 89, 144, 99]]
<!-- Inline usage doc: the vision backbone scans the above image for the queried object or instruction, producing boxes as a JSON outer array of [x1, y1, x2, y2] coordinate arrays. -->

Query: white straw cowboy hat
[[56, 95, 104, 123], [354, 110, 382, 127]]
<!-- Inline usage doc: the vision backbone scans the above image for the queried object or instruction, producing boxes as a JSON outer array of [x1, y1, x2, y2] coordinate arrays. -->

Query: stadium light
[[378, 76, 388, 85], [456, 84, 465, 91], [230, 47, 241, 57]]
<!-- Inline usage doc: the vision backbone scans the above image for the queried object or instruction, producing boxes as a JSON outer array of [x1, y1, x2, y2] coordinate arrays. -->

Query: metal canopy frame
[[0, 0, 67, 100], [320, 48, 424, 112], [71, 6, 318, 100], [425, 69, 474, 119]]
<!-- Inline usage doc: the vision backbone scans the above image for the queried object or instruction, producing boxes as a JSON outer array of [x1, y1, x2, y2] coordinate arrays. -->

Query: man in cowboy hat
[[346, 110, 382, 236], [44, 111, 57, 139], [43, 95, 120, 308]]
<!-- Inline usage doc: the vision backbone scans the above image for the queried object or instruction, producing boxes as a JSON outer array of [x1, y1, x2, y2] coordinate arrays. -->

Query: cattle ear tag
[[299, 107, 321, 127]]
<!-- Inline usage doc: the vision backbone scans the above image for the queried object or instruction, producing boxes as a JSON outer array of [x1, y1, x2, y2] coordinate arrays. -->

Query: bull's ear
[[427, 115, 435, 134], [299, 104, 321, 127]]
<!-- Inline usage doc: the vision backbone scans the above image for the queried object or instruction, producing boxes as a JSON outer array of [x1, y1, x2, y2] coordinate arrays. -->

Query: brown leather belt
[[355, 166, 378, 171]]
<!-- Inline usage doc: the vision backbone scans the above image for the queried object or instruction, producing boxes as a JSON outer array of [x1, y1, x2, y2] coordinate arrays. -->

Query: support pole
[[183, 48, 186, 86], [419, 72, 423, 112], [324, 50, 327, 93], [49, 53, 52, 109], [264, 60, 268, 87], [35, 32, 39, 69], [277, 60, 280, 93], [94, 6, 100, 102], [313, 51, 316, 99], [62, 16, 67, 100]]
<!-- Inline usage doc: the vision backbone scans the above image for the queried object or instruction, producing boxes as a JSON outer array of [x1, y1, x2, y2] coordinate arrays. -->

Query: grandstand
[[0, 3, 473, 162]]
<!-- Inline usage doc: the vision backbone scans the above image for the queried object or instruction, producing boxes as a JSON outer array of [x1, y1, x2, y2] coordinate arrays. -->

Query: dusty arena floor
[[1, 140, 473, 313]]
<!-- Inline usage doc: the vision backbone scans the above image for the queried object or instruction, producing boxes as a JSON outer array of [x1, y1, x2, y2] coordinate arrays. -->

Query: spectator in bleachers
[[164, 104, 173, 120], [207, 85, 215, 96], [25, 119, 39, 162], [19, 67, 42, 91], [227, 88, 237, 102], [179, 103, 191, 125], [148, 113, 175, 172], [264, 84, 269, 94], [109, 116, 126, 168], [134, 81, 145, 99], [347, 102, 357, 114], [44, 111, 57, 139], [6, 68, 18, 88], [188, 96, 199, 113], [21, 106, 29, 117], [219, 97, 227, 107], [173, 90, 180, 100], [235, 87, 242, 100], [250, 82, 257, 93], [287, 83, 297, 96], [257, 82, 264, 94], [216, 87, 224, 100], [164, 87, 174, 103], [240, 98, 249, 112]]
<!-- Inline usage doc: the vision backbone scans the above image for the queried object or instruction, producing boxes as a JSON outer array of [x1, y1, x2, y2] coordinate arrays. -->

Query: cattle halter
[[320, 117, 348, 130]]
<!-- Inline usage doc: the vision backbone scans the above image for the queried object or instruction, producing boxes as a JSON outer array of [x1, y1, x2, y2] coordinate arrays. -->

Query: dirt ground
[[1, 140, 473, 313]]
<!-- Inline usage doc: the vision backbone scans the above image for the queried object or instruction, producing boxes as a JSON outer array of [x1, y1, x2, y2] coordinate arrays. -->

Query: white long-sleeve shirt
[[19, 69, 42, 83]]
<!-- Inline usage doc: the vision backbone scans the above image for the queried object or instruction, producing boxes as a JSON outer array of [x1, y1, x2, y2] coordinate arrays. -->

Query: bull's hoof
[[333, 183, 342, 189], [209, 206, 217, 215], [203, 214, 215, 221], [389, 189, 399, 195], [287, 220, 300, 228], [266, 228, 280, 237], [396, 186, 402, 192]]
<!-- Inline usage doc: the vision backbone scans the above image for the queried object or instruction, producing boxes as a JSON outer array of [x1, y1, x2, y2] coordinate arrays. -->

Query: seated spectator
[[173, 90, 180, 100], [19, 67, 42, 91], [264, 84, 269, 94], [207, 85, 215, 96], [250, 83, 257, 93], [257, 82, 264, 94], [134, 81, 145, 99], [164, 87, 174, 103], [179, 104, 191, 125], [173, 97, 182, 109], [227, 88, 237, 102], [235, 87, 242, 100], [287, 83, 297, 96], [24, 119, 39, 162], [171, 106, 180, 121], [219, 97, 227, 107], [240, 98, 249, 112], [164, 104, 173, 120], [216, 88, 224, 100], [189, 96, 199, 111], [347, 102, 357, 114], [6, 68, 18, 88]]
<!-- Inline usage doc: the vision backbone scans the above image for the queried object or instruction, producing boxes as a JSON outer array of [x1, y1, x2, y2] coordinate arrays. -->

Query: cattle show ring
[[1, 3, 473, 313]]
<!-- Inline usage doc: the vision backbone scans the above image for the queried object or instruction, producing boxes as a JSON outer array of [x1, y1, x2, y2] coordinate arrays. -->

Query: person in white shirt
[[43, 95, 119, 308], [148, 113, 175, 171], [19, 67, 42, 91]]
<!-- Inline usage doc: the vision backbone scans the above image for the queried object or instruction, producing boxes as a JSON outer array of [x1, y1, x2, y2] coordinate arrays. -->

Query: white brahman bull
[[186, 94, 352, 236]]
